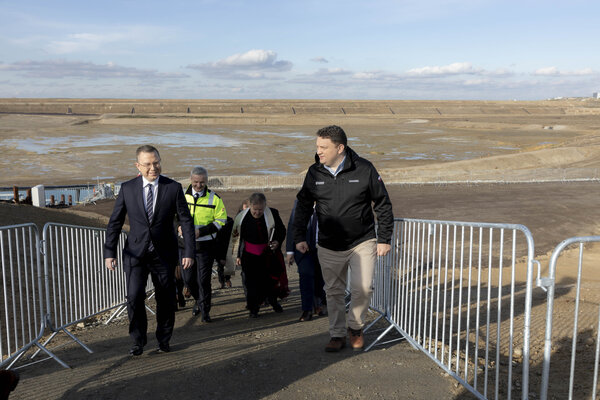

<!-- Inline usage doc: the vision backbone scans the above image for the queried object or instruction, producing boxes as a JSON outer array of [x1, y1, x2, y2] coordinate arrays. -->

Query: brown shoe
[[348, 327, 364, 351], [325, 337, 346, 352]]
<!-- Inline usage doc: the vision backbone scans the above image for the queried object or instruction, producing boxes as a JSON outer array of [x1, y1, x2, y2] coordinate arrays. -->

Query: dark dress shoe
[[249, 312, 259, 318], [202, 314, 212, 323], [192, 304, 201, 316], [129, 344, 144, 356], [157, 343, 170, 353], [299, 311, 312, 322], [272, 303, 283, 313]]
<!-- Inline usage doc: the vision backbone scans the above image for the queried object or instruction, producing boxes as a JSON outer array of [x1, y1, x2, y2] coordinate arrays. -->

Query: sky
[[1, 0, 599, 100]]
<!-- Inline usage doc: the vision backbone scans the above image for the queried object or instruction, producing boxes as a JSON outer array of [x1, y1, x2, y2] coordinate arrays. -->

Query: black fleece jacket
[[293, 146, 394, 251]]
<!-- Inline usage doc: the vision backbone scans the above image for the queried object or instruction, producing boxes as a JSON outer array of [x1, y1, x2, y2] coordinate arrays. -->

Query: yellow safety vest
[[184, 186, 227, 241]]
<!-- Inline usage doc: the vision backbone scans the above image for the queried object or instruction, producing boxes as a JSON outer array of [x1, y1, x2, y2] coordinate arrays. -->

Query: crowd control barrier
[[539, 235, 600, 400], [368, 218, 536, 400], [37, 223, 129, 361], [0, 221, 162, 370], [0, 224, 67, 369]]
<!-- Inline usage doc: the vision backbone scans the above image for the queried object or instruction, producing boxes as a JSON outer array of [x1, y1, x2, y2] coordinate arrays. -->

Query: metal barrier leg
[[364, 318, 407, 352], [31, 326, 93, 362], [30, 331, 59, 360], [364, 314, 384, 333], [9, 340, 71, 370], [105, 305, 127, 325], [62, 328, 93, 354], [145, 290, 156, 315], [145, 304, 156, 315]]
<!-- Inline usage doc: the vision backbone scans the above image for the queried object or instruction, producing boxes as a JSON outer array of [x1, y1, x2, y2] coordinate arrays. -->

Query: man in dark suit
[[104, 145, 195, 356]]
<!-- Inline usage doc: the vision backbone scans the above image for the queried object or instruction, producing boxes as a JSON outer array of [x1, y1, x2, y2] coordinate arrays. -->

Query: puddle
[[428, 137, 470, 143], [492, 146, 520, 150], [251, 169, 294, 175], [233, 129, 312, 139], [88, 150, 121, 155], [1, 131, 244, 154]]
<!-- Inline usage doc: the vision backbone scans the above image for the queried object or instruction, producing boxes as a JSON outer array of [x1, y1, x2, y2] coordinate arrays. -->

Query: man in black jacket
[[293, 125, 393, 352]]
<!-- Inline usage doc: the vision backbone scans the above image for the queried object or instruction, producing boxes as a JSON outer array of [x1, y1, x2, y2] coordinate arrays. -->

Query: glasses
[[137, 162, 161, 169]]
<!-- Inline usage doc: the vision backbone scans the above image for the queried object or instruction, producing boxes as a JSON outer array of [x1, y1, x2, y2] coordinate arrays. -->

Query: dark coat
[[104, 175, 195, 267], [286, 200, 318, 264], [293, 146, 394, 251]]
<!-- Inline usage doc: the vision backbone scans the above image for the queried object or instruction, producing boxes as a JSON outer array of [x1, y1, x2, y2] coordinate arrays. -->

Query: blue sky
[[1, 0, 599, 100]]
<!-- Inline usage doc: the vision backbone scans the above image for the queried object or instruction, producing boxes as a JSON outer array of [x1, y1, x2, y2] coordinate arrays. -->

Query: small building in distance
[[593, 92, 599, 99]]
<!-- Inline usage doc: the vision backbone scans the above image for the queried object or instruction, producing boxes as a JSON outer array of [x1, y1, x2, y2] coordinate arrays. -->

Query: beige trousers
[[318, 238, 377, 338]]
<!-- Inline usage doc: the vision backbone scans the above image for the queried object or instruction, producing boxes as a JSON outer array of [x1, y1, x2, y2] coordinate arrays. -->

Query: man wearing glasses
[[104, 145, 195, 356]]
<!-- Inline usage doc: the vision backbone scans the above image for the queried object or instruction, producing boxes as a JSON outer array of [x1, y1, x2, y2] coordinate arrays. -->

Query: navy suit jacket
[[104, 175, 195, 267]]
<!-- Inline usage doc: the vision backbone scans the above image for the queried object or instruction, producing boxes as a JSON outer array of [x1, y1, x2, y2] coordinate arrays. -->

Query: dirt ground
[[3, 181, 600, 399], [2, 103, 600, 187]]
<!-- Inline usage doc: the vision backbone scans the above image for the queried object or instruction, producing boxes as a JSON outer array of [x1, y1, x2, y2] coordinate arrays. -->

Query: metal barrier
[[539, 235, 600, 400], [0, 224, 67, 369], [365, 221, 407, 348], [367, 218, 536, 400], [38, 223, 129, 364]]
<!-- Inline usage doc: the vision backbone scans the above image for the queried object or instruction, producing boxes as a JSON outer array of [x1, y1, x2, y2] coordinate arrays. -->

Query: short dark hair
[[316, 125, 347, 147], [248, 192, 267, 205], [136, 145, 160, 160]]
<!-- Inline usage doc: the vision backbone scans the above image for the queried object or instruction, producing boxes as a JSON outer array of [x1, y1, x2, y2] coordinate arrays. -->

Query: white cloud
[[463, 78, 491, 86], [287, 67, 354, 86], [485, 68, 514, 77], [352, 71, 404, 81], [406, 62, 482, 76], [45, 32, 130, 54], [0, 59, 189, 80], [5, 25, 177, 57], [311, 57, 329, 63], [187, 49, 292, 79], [534, 67, 596, 77], [315, 68, 352, 76]]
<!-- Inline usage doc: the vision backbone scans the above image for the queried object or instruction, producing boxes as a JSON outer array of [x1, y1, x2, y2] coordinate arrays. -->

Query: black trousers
[[124, 250, 175, 347], [241, 251, 277, 314], [182, 241, 214, 315]]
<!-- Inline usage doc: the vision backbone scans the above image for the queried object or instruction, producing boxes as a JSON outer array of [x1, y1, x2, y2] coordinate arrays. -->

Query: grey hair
[[248, 192, 267, 205], [190, 166, 208, 179]]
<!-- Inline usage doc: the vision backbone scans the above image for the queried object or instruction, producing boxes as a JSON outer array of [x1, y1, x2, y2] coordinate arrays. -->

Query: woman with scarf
[[228, 193, 288, 318]]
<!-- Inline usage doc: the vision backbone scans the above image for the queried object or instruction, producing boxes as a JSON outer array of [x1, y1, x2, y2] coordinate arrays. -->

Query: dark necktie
[[146, 184, 154, 251]]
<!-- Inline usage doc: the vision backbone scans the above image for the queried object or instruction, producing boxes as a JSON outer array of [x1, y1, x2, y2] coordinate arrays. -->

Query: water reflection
[[3, 131, 243, 154]]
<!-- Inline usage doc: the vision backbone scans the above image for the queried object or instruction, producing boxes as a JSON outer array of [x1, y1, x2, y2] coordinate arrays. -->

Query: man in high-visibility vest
[[178, 166, 228, 322]]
